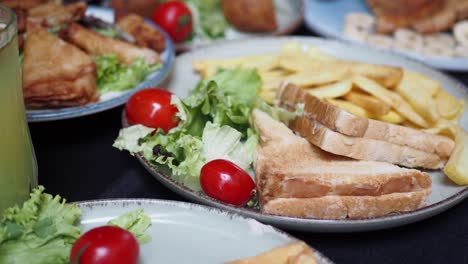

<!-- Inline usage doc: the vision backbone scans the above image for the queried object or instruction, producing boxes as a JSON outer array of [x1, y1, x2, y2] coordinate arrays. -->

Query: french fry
[[304, 44, 336, 61], [284, 70, 347, 87], [373, 110, 405, 124], [326, 98, 369, 117], [443, 130, 468, 185], [307, 80, 352, 99], [436, 89, 465, 119], [352, 75, 429, 127], [350, 63, 403, 88], [396, 71, 440, 123], [423, 119, 460, 139], [400, 70, 440, 96], [194, 54, 278, 78], [344, 92, 390, 116], [259, 90, 276, 104], [259, 70, 288, 91]]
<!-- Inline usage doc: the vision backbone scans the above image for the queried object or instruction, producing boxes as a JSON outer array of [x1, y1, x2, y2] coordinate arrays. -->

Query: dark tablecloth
[[29, 25, 468, 264]]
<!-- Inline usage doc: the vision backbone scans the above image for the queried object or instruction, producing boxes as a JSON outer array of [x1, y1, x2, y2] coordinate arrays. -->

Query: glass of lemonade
[[0, 4, 37, 213]]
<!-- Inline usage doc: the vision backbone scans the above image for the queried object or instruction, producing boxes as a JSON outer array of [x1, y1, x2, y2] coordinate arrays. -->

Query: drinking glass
[[0, 4, 38, 213]]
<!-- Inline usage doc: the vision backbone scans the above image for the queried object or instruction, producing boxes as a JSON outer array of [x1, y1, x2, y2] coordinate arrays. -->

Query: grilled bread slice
[[253, 110, 432, 219], [278, 83, 455, 160]]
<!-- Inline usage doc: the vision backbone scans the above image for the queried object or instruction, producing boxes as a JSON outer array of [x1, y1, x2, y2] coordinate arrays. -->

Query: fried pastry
[[22, 27, 98, 108], [60, 23, 161, 65], [116, 13, 166, 53], [221, 0, 277, 32], [27, 2, 87, 27]]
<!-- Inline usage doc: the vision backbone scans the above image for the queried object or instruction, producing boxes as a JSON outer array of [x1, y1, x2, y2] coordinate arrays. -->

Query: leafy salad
[[0, 186, 151, 264], [113, 68, 302, 204]]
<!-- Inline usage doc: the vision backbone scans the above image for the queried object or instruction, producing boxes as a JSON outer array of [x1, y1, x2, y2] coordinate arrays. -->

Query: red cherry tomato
[[200, 159, 255, 206], [70, 226, 139, 264], [126, 88, 179, 133], [152, 1, 193, 43]]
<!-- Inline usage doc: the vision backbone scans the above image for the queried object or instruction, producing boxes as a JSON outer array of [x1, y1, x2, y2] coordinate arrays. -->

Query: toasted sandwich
[[253, 109, 431, 219], [277, 83, 455, 169]]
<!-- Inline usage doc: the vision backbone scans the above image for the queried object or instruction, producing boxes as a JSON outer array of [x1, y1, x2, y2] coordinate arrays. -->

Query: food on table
[[200, 159, 255, 206], [27, 1, 87, 27], [344, 0, 468, 58], [22, 27, 98, 108], [70, 226, 139, 264], [152, 1, 193, 43], [278, 83, 453, 169], [117, 13, 166, 52], [10, 1, 167, 109], [0, 186, 151, 264], [61, 23, 160, 65], [221, 0, 277, 32], [111, 0, 160, 20], [226, 242, 318, 264], [444, 131, 468, 185], [252, 109, 432, 219], [125, 88, 180, 132], [0, 0, 52, 10], [114, 68, 260, 192], [365, 0, 455, 34]]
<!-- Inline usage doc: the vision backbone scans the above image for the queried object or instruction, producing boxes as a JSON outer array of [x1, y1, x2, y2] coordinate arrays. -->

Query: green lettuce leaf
[[113, 125, 155, 154], [107, 209, 152, 244], [0, 186, 81, 264], [184, 0, 229, 40], [95, 54, 162, 92]]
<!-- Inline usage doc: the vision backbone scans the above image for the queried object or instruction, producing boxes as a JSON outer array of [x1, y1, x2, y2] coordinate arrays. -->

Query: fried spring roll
[[116, 13, 166, 53], [28, 2, 87, 27]]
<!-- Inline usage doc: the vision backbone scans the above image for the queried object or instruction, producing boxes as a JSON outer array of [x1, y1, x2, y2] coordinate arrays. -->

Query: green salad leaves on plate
[[0, 187, 152, 264], [95, 54, 162, 92], [184, 0, 230, 41], [114, 68, 262, 190]]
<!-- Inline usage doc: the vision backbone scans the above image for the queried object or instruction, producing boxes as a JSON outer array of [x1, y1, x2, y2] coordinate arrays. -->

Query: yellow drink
[[0, 5, 37, 213]]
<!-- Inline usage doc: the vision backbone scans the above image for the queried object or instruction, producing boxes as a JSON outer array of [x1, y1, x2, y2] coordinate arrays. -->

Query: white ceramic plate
[[303, 0, 468, 72], [76, 199, 333, 263], [174, 0, 303, 51], [128, 37, 468, 232], [26, 6, 175, 122]]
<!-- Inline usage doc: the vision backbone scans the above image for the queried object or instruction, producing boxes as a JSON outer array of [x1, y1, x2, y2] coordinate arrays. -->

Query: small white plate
[[76, 199, 333, 264], [26, 6, 175, 122], [303, 0, 468, 72], [129, 37, 468, 232], [175, 0, 303, 51]]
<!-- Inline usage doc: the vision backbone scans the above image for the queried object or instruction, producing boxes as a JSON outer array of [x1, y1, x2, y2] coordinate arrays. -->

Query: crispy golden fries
[[344, 92, 390, 116], [307, 80, 352, 99], [396, 71, 440, 123], [350, 63, 403, 88], [352, 75, 429, 128], [326, 99, 369, 118], [436, 89, 465, 120], [444, 130, 468, 185], [373, 110, 405, 124]]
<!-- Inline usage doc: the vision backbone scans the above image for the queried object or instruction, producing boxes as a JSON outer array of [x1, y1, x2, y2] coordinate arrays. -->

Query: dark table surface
[[29, 24, 468, 264]]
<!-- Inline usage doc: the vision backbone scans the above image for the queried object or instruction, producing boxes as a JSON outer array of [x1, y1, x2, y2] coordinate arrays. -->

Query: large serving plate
[[303, 0, 468, 72], [127, 37, 468, 232], [27, 6, 175, 122], [76, 199, 333, 263], [174, 0, 303, 51]]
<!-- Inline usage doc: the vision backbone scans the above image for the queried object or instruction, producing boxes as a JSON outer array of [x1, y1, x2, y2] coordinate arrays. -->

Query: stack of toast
[[253, 83, 455, 219]]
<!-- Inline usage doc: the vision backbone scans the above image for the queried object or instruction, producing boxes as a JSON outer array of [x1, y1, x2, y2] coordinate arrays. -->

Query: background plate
[[27, 6, 175, 122], [174, 0, 304, 52], [129, 37, 468, 232], [76, 199, 333, 264], [303, 0, 468, 72]]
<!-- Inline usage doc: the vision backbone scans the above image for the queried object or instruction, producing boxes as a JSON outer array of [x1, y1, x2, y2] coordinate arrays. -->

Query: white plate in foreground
[[138, 37, 468, 232], [77, 199, 333, 263]]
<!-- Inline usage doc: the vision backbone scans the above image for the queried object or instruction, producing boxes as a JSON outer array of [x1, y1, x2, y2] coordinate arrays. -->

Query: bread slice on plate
[[252, 110, 432, 219], [277, 83, 454, 168]]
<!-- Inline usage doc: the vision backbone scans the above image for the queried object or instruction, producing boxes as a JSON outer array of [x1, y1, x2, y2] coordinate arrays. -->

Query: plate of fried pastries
[[8, 1, 175, 122]]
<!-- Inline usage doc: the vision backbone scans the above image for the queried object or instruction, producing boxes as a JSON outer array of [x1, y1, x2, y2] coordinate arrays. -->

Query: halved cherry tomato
[[200, 159, 255, 206], [125, 88, 179, 133], [152, 1, 193, 43], [70, 226, 139, 264]]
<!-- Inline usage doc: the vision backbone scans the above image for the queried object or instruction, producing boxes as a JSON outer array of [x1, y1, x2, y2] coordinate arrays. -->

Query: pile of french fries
[[193, 41, 468, 184]]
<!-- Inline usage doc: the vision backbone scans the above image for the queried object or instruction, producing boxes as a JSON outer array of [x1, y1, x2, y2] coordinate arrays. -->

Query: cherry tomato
[[125, 88, 179, 133], [70, 226, 139, 264], [200, 159, 255, 206], [152, 1, 193, 43]]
